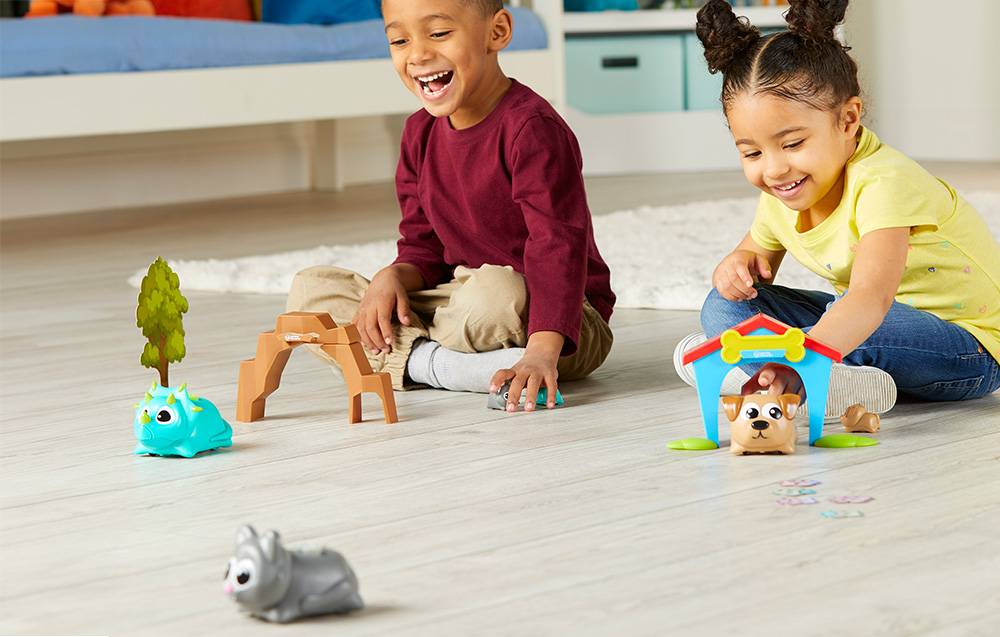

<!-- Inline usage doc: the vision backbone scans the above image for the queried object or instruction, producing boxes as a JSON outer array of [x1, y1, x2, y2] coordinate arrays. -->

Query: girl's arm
[[807, 227, 910, 355], [713, 232, 786, 301], [736, 232, 786, 282]]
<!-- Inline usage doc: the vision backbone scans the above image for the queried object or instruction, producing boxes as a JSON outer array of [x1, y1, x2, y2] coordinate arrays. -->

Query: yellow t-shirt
[[750, 126, 1000, 364]]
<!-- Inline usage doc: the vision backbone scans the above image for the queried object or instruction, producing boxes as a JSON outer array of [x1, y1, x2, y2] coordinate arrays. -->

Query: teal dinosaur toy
[[134, 382, 232, 458]]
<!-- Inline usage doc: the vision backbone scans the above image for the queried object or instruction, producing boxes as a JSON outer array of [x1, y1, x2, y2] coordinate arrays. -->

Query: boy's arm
[[807, 226, 909, 354], [510, 115, 592, 356], [392, 122, 449, 290]]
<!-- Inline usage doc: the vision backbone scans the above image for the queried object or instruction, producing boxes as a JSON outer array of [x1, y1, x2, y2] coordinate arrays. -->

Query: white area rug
[[129, 192, 1000, 310]]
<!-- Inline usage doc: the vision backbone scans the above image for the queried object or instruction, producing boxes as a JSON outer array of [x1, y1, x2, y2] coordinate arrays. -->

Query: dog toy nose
[[751, 420, 770, 430]]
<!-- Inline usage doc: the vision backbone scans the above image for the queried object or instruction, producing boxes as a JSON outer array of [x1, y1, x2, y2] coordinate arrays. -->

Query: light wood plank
[[1, 170, 998, 636]]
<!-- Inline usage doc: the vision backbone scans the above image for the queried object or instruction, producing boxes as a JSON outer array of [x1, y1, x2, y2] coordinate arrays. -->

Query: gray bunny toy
[[225, 524, 364, 623]]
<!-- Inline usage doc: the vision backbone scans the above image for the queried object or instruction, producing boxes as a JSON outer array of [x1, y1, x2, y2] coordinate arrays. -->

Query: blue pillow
[[263, 0, 381, 25]]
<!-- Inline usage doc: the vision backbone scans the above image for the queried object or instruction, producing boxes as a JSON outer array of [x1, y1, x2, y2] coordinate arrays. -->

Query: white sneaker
[[672, 332, 750, 396], [822, 363, 897, 422], [672, 332, 896, 420]]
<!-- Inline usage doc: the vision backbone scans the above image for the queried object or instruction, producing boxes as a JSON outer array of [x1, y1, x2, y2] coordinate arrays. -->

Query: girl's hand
[[354, 266, 414, 354], [712, 249, 773, 301], [490, 331, 564, 412], [742, 363, 804, 400]]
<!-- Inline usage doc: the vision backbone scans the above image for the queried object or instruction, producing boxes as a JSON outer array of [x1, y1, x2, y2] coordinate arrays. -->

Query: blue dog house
[[681, 314, 842, 446]]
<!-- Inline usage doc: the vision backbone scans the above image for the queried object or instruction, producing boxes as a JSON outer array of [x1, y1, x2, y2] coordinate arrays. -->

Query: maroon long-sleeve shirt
[[392, 80, 615, 355]]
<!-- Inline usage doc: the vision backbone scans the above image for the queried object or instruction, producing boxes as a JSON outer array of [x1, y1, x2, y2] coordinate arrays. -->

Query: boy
[[287, 0, 615, 411]]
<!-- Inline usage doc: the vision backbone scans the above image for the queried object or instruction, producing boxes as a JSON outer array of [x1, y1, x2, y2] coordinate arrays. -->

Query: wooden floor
[[2, 166, 1000, 636]]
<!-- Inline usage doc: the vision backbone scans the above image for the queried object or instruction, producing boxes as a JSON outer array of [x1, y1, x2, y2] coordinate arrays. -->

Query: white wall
[[845, 0, 1000, 161], [0, 115, 403, 219]]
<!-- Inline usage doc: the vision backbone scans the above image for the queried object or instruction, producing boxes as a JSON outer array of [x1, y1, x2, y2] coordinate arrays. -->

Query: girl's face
[[727, 93, 862, 216]]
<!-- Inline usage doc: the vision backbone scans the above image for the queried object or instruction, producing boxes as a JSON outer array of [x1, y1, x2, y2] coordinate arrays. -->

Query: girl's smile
[[770, 176, 809, 201]]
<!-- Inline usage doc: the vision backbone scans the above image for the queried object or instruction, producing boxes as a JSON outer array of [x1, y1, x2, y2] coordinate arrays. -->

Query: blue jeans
[[700, 284, 1000, 402]]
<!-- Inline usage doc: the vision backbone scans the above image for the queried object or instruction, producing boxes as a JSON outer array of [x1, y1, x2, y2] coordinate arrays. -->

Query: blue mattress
[[0, 9, 548, 78]]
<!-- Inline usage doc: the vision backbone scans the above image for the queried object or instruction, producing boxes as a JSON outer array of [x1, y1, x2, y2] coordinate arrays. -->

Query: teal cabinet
[[566, 34, 685, 114], [684, 32, 723, 111]]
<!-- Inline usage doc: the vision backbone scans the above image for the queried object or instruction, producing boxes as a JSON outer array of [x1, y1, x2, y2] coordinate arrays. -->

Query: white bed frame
[[0, 1, 564, 145]]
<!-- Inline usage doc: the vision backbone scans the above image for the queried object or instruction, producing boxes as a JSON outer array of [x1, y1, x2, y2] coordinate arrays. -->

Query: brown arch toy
[[237, 312, 398, 424]]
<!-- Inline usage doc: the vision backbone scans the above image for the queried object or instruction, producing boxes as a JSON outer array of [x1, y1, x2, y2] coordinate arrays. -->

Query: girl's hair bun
[[786, 0, 849, 45], [695, 0, 760, 75]]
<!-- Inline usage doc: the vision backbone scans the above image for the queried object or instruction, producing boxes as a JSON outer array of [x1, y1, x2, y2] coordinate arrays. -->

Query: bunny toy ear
[[260, 531, 282, 562], [235, 524, 258, 545]]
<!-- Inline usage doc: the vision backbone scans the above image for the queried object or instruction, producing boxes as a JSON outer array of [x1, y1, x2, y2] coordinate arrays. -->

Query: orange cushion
[[151, 0, 251, 20]]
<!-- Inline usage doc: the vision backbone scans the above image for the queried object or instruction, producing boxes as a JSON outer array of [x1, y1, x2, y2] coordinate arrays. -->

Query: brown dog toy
[[841, 404, 880, 433], [721, 393, 801, 455]]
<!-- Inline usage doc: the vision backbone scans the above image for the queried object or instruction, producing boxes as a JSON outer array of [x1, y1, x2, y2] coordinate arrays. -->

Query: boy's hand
[[490, 331, 564, 412], [354, 265, 415, 354], [712, 249, 773, 301], [742, 363, 805, 400]]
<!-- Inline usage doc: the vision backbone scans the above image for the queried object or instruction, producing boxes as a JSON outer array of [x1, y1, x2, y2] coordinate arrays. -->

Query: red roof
[[681, 314, 842, 365]]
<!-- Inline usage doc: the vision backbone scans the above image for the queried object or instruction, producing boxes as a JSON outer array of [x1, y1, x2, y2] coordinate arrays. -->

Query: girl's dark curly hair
[[695, 0, 861, 113]]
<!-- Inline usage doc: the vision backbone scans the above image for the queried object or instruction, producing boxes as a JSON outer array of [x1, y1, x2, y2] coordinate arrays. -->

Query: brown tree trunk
[[158, 335, 169, 387]]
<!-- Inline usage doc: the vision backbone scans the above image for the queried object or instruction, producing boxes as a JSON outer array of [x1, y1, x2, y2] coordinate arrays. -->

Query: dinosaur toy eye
[[156, 406, 178, 424], [743, 406, 760, 419]]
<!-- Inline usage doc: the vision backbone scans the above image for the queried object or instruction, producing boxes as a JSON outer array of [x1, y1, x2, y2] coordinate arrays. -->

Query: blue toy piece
[[134, 382, 233, 457], [487, 381, 564, 410], [680, 314, 842, 447], [537, 387, 565, 407]]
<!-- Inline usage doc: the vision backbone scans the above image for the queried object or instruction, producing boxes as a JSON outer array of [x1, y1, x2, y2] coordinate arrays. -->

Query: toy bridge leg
[[799, 357, 833, 445], [691, 356, 730, 445], [320, 330, 398, 425], [237, 332, 295, 422]]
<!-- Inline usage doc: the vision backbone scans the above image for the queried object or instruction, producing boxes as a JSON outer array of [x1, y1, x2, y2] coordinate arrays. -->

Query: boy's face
[[383, 0, 508, 119], [727, 93, 862, 216]]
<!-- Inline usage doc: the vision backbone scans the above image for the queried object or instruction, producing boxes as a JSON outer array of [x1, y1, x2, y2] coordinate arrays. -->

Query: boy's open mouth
[[415, 70, 455, 99]]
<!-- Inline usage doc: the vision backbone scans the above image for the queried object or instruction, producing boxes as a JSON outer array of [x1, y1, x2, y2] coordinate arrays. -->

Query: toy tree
[[136, 257, 188, 387]]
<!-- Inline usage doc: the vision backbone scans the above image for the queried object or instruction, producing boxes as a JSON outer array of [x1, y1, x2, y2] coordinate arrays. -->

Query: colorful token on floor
[[773, 487, 817, 496], [814, 434, 879, 448], [821, 510, 865, 519], [829, 495, 875, 504], [779, 479, 821, 487], [666, 437, 719, 451], [776, 496, 818, 506]]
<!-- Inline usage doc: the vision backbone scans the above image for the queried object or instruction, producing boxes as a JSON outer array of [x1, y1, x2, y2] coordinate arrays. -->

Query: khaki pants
[[286, 264, 614, 390]]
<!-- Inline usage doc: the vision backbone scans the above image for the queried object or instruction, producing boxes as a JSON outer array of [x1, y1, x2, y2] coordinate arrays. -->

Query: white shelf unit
[[563, 7, 788, 34], [560, 6, 788, 175]]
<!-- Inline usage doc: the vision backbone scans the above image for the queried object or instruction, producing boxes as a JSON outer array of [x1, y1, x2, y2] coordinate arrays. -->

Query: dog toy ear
[[721, 395, 744, 422], [778, 394, 801, 419]]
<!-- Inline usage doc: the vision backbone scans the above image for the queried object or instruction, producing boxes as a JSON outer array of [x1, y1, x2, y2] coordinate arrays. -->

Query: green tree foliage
[[136, 257, 189, 387]]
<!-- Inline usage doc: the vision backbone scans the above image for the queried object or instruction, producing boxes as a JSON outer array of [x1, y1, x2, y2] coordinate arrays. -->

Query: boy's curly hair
[[467, 0, 504, 17], [695, 0, 861, 113]]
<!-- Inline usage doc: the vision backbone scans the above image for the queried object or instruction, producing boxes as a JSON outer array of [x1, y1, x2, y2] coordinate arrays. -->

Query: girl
[[674, 0, 1000, 418]]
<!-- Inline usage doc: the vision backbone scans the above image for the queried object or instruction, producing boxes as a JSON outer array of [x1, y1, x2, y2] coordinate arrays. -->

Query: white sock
[[407, 339, 525, 393]]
